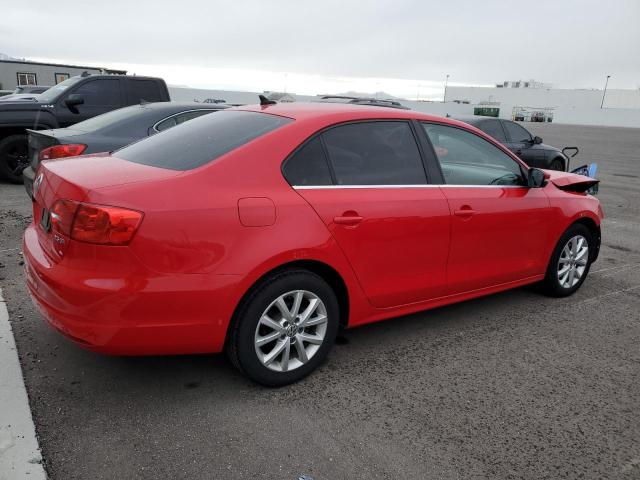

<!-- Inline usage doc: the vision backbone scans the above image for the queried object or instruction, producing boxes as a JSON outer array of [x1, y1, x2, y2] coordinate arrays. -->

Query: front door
[[502, 120, 545, 168], [283, 122, 451, 308], [421, 122, 552, 294], [55, 78, 123, 127]]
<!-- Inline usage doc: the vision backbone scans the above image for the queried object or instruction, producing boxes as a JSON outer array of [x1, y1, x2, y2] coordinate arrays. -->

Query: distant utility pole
[[600, 75, 610, 109], [443, 74, 450, 102]]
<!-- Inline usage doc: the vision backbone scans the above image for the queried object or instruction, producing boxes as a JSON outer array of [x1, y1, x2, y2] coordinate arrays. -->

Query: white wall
[[169, 85, 640, 128]]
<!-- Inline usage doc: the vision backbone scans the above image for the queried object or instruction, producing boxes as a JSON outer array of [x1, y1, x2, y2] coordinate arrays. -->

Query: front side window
[[282, 137, 332, 186], [422, 123, 525, 186], [322, 121, 426, 185], [478, 119, 507, 142], [503, 121, 532, 143], [116, 110, 292, 171], [17, 72, 37, 86], [73, 79, 121, 106]]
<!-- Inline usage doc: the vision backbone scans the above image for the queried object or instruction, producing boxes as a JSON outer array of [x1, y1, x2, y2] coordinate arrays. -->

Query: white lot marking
[[573, 284, 640, 305], [592, 262, 640, 274], [0, 288, 46, 480]]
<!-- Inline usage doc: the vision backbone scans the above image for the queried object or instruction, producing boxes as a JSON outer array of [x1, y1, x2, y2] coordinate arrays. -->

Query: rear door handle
[[334, 212, 363, 226], [454, 208, 477, 217]]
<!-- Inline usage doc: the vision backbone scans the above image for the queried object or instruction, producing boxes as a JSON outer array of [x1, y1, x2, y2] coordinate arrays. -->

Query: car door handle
[[454, 207, 477, 217], [334, 212, 363, 226]]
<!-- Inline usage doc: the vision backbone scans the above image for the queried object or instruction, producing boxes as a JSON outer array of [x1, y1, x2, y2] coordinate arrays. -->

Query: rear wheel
[[226, 270, 339, 386], [549, 157, 564, 171], [541, 224, 593, 297], [0, 134, 29, 183]]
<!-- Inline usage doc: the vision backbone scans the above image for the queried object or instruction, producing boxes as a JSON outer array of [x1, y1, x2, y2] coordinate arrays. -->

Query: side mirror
[[533, 135, 543, 144], [64, 94, 84, 108], [527, 168, 545, 188]]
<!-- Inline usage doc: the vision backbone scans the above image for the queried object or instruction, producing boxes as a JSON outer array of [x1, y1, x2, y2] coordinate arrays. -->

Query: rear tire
[[549, 158, 564, 171], [226, 269, 339, 386], [0, 134, 29, 183], [541, 224, 594, 297]]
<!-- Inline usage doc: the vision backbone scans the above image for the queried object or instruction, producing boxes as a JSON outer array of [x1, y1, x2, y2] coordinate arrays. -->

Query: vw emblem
[[33, 173, 43, 195]]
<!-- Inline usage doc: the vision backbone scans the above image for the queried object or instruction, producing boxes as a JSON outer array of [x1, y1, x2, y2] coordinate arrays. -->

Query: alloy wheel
[[254, 290, 328, 372], [557, 235, 589, 288]]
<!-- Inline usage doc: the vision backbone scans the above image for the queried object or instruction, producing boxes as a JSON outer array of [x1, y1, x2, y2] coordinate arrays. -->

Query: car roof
[[235, 102, 467, 127], [132, 101, 229, 112]]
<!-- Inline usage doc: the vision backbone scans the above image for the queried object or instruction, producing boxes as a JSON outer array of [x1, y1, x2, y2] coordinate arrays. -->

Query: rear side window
[[154, 110, 216, 132], [283, 137, 332, 186], [479, 119, 507, 142], [116, 110, 292, 170], [128, 79, 163, 103], [322, 121, 426, 185]]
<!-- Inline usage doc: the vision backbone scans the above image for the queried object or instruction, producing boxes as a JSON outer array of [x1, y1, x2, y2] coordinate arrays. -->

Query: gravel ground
[[0, 123, 638, 480]]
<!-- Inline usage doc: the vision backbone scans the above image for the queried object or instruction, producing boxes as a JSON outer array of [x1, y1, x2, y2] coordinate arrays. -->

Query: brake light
[[39, 144, 87, 161], [49, 199, 143, 246], [50, 199, 79, 235]]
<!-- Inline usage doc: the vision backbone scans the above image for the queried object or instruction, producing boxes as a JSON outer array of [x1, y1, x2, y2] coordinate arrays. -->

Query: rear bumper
[[23, 224, 241, 355]]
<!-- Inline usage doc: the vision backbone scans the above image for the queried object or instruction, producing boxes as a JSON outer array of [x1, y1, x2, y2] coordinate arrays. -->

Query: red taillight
[[50, 199, 79, 236], [49, 199, 143, 246], [39, 144, 87, 161]]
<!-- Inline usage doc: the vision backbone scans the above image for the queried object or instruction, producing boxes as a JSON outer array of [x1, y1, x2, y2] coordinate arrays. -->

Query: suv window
[[478, 119, 506, 142], [116, 110, 292, 170], [283, 137, 332, 186], [128, 79, 163, 103], [322, 121, 426, 185], [503, 121, 532, 143], [422, 123, 525, 186], [74, 79, 121, 106]]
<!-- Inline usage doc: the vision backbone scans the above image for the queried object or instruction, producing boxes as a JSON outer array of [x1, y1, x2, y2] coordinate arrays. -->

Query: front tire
[[549, 157, 565, 171], [226, 270, 339, 386], [0, 134, 29, 183], [542, 224, 594, 297]]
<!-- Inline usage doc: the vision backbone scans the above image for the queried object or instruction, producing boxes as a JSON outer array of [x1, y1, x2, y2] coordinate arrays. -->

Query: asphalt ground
[[0, 122, 638, 480]]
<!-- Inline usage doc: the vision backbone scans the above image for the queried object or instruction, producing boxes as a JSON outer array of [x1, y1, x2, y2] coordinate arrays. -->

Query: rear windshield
[[115, 110, 292, 170], [71, 105, 145, 132]]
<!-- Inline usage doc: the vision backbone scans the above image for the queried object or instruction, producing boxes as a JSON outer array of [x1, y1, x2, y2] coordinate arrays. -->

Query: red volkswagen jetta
[[24, 102, 603, 385]]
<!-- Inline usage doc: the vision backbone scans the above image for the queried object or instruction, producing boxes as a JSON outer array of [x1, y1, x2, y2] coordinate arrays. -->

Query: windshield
[[38, 76, 83, 103]]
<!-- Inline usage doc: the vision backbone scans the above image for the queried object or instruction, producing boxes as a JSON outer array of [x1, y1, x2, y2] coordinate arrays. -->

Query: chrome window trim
[[293, 185, 528, 190], [152, 109, 220, 133]]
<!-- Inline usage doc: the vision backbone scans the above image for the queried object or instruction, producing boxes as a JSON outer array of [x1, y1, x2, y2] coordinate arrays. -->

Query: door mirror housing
[[527, 168, 546, 188], [64, 94, 84, 109], [533, 135, 543, 144]]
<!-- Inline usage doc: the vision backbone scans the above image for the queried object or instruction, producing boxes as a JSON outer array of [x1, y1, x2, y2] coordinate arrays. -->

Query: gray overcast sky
[[1, 0, 639, 97]]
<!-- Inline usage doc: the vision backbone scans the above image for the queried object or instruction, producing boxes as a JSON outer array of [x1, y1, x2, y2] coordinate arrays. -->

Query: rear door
[[284, 121, 451, 308], [421, 122, 551, 294]]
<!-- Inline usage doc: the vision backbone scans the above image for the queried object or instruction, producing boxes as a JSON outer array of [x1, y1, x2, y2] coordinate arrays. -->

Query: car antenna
[[259, 95, 276, 106]]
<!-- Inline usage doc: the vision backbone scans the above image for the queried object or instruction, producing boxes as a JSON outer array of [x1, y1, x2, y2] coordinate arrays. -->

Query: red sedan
[[23, 102, 603, 386]]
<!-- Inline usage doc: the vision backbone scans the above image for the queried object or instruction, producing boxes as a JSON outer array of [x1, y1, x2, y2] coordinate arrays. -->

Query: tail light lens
[[49, 199, 143, 245], [39, 144, 87, 161]]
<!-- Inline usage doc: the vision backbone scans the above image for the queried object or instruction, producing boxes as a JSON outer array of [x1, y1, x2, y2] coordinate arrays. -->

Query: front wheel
[[549, 158, 565, 171], [226, 270, 339, 386], [541, 224, 594, 297]]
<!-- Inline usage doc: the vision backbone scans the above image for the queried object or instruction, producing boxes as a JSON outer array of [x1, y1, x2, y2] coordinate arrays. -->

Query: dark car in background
[[0, 73, 170, 183], [453, 115, 569, 171], [23, 102, 228, 197]]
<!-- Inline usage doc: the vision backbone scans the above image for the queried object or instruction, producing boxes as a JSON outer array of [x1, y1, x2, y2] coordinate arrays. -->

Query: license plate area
[[40, 207, 51, 232]]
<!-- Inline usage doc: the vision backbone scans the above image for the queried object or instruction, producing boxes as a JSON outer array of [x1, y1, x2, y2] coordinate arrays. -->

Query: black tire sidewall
[[544, 224, 594, 296], [233, 270, 339, 386], [550, 158, 564, 171], [0, 134, 29, 183]]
